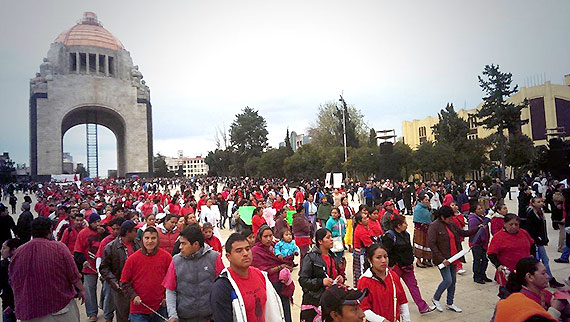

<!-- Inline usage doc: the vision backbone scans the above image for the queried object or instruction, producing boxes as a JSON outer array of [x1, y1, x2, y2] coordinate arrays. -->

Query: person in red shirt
[[202, 222, 223, 254], [488, 213, 534, 285], [74, 213, 106, 321], [357, 244, 410, 322], [252, 207, 267, 236], [157, 214, 180, 254], [211, 233, 284, 322], [272, 194, 286, 211], [295, 189, 305, 207], [368, 208, 383, 239], [120, 226, 172, 321], [60, 213, 85, 253], [353, 212, 373, 286]]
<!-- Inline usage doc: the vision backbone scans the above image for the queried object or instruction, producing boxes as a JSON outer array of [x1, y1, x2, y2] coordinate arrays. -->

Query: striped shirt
[[9, 238, 82, 320]]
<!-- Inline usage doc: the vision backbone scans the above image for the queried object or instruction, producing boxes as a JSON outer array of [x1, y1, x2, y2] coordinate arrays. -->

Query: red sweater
[[74, 227, 102, 274], [357, 270, 408, 322], [205, 236, 223, 254], [252, 215, 267, 235], [353, 224, 373, 250], [120, 248, 172, 314]]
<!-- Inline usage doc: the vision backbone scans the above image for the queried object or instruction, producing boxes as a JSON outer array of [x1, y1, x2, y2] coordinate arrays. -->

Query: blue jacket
[[325, 217, 346, 238], [363, 187, 374, 199], [274, 240, 300, 257], [413, 202, 432, 224]]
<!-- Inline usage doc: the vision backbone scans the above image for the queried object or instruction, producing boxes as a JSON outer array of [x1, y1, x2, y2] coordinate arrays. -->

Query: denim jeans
[[472, 246, 489, 281], [102, 280, 115, 320], [84, 273, 99, 318], [129, 307, 167, 322], [434, 264, 457, 305], [536, 245, 553, 278], [560, 245, 570, 261], [3, 312, 16, 322]]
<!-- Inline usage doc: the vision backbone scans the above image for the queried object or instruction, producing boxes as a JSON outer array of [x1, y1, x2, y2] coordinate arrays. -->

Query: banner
[[287, 210, 296, 225], [238, 206, 256, 225], [325, 173, 332, 188]]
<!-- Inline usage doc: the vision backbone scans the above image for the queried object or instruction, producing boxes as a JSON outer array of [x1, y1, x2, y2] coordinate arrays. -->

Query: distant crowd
[[0, 175, 569, 322]]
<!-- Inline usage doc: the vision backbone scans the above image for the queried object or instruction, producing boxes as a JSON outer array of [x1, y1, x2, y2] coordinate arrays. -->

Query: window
[[419, 126, 426, 137], [89, 54, 96, 73], [468, 116, 477, 129], [79, 53, 87, 72], [467, 134, 478, 140], [70, 53, 77, 72], [98, 55, 105, 74], [108, 56, 114, 76]]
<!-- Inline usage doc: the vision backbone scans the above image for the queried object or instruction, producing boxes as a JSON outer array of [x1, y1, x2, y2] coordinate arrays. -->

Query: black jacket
[[525, 207, 549, 246], [0, 258, 13, 310], [15, 210, 33, 242], [298, 246, 341, 306], [382, 230, 414, 267]]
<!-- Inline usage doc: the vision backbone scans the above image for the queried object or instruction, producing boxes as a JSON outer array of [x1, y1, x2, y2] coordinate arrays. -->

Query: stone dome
[[54, 12, 124, 51]]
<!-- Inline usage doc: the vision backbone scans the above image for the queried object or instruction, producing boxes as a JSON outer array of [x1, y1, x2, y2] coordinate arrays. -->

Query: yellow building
[[402, 75, 570, 149]]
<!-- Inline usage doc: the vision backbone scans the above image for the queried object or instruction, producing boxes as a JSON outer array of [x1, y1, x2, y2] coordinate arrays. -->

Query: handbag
[[332, 236, 344, 253]]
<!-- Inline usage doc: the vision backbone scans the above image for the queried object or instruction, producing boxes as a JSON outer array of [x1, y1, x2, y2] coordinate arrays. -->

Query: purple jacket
[[468, 213, 489, 249]]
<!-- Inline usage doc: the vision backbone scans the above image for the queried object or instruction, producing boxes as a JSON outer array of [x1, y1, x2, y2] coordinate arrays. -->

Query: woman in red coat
[[357, 243, 410, 322], [353, 211, 373, 286]]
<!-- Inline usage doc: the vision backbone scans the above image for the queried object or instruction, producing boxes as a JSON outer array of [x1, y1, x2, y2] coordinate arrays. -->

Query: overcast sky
[[1, 0, 569, 176]]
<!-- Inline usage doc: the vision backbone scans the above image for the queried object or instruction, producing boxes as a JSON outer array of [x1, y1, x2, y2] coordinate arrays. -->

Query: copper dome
[[54, 12, 124, 51]]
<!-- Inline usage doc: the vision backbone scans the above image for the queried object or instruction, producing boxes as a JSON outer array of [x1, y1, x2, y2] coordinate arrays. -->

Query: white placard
[[438, 248, 470, 269], [333, 173, 343, 188], [325, 173, 332, 188]]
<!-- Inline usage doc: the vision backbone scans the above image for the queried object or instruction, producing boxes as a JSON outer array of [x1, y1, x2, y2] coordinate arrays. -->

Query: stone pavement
[[5, 192, 570, 322]]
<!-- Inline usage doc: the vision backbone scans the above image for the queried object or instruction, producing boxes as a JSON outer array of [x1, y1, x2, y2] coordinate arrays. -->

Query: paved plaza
[[4, 190, 570, 322]]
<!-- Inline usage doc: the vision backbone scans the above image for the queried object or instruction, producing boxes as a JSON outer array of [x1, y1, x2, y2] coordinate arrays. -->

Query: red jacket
[[357, 269, 408, 322], [61, 226, 83, 253], [205, 236, 223, 254], [157, 227, 179, 254]]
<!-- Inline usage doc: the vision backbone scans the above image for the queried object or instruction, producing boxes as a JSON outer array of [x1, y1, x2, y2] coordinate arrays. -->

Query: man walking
[[75, 213, 105, 321], [9, 217, 86, 321], [120, 227, 172, 321], [100, 220, 140, 322], [15, 202, 33, 243], [162, 225, 224, 321], [210, 232, 284, 321]]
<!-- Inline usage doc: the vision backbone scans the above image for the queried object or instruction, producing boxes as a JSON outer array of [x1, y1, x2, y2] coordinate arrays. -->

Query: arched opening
[[61, 106, 126, 177], [63, 125, 118, 178]]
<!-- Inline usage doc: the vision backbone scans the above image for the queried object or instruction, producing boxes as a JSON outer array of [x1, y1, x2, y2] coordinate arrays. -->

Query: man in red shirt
[[60, 212, 85, 253], [120, 226, 171, 321], [211, 233, 285, 321], [74, 213, 105, 321]]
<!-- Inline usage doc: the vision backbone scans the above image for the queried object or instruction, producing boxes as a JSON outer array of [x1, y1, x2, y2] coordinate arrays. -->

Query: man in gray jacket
[[99, 220, 140, 322], [163, 225, 223, 322]]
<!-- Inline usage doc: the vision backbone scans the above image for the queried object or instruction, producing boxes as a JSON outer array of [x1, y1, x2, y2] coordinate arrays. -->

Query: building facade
[[402, 75, 570, 149], [279, 131, 311, 152], [165, 154, 209, 177], [30, 12, 153, 180]]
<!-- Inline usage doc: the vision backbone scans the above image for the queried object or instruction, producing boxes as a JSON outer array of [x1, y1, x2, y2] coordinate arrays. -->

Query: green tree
[[0, 156, 16, 183], [284, 128, 293, 153], [257, 147, 292, 178], [346, 147, 378, 180], [205, 149, 235, 176], [283, 145, 325, 179], [505, 134, 535, 179], [74, 163, 89, 179], [244, 156, 260, 177], [476, 64, 529, 180], [229, 106, 269, 175], [308, 101, 368, 149], [368, 128, 377, 147], [152, 153, 172, 177], [432, 103, 488, 179]]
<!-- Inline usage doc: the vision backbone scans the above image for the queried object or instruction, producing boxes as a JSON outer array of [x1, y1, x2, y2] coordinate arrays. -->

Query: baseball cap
[[320, 285, 368, 319]]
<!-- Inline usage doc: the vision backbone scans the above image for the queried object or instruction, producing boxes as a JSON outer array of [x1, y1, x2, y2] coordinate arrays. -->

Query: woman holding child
[[251, 225, 294, 322]]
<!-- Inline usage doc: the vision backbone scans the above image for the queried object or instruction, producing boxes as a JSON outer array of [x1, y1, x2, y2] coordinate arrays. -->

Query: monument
[[30, 12, 153, 180]]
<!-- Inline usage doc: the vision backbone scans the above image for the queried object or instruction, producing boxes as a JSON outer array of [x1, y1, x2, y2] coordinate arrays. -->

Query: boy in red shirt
[[202, 222, 223, 254], [120, 226, 172, 321]]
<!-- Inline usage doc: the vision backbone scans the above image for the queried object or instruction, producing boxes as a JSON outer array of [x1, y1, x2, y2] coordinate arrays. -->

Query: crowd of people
[[0, 175, 569, 321]]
